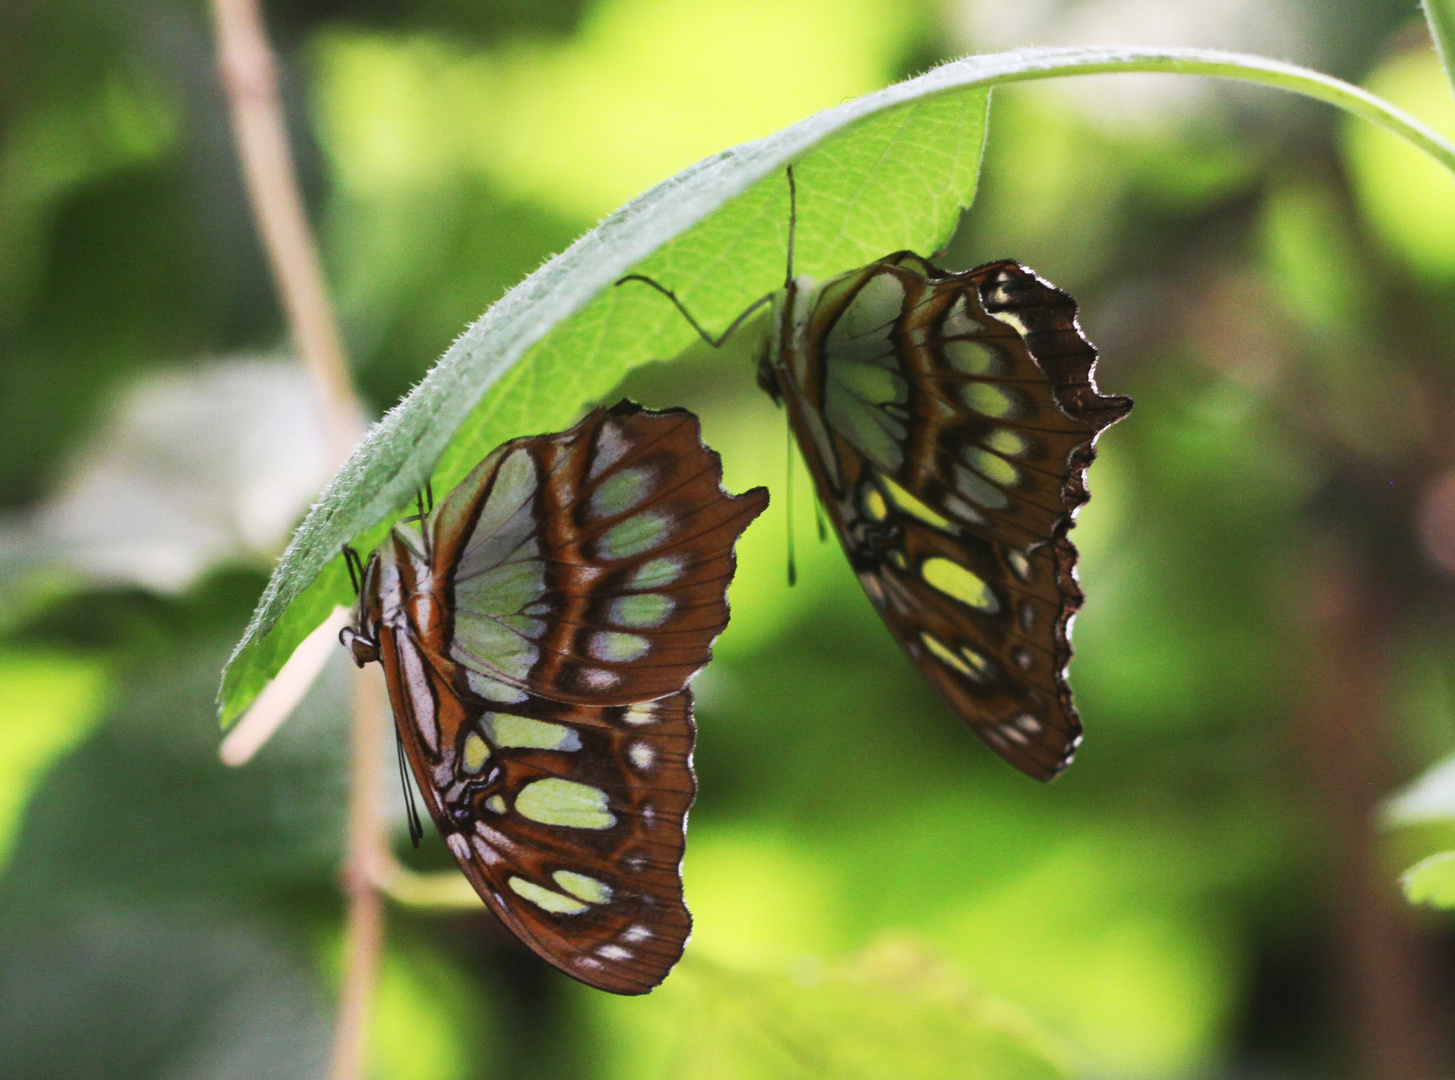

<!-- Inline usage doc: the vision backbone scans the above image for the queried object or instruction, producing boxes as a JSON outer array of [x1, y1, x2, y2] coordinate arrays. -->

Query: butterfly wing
[[374, 612, 694, 994], [428, 401, 768, 708], [769, 255, 1130, 780]]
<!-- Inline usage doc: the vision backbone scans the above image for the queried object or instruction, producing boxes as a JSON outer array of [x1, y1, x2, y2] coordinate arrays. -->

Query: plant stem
[[331, 670, 390, 1080], [1425, 0, 1455, 104], [206, 2, 380, 1078], [208, 0, 363, 458]]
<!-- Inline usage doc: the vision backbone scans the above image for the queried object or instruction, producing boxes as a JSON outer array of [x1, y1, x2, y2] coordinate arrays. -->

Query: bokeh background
[[4, 0, 1455, 1076]]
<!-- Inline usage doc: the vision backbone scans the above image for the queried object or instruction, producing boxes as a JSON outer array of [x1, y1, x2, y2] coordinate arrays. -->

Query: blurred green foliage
[[5, 0, 1455, 1078]]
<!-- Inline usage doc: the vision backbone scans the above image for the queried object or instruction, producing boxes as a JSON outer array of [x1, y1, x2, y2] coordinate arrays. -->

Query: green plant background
[[5, 0, 1455, 1077]]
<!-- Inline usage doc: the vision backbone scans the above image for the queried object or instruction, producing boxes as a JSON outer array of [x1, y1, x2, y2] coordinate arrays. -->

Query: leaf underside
[[221, 45, 1455, 725]]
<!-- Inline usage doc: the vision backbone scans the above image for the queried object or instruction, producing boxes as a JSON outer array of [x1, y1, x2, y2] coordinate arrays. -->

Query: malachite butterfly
[[340, 401, 768, 994], [621, 171, 1130, 781]]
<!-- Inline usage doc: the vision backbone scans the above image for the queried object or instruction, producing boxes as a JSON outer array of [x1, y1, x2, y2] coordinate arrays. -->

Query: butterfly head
[[339, 545, 383, 667]]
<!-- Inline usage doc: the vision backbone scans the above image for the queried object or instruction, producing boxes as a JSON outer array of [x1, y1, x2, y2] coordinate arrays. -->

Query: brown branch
[[1297, 544, 1448, 1079], [208, 0, 363, 460], [206, 3, 381, 1079], [330, 670, 390, 1080]]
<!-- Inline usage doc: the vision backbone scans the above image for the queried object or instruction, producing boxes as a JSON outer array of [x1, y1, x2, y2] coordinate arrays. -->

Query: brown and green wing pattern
[[350, 402, 765, 993], [770, 255, 1129, 780], [431, 402, 769, 708], [377, 615, 695, 995]]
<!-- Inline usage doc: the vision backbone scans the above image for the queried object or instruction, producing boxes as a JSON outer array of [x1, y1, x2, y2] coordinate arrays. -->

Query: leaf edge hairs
[[340, 401, 768, 994], [621, 171, 1130, 782]]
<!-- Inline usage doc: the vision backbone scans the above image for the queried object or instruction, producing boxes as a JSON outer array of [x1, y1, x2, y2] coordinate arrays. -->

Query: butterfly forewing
[[432, 404, 768, 707], [769, 254, 1129, 780], [349, 402, 766, 994]]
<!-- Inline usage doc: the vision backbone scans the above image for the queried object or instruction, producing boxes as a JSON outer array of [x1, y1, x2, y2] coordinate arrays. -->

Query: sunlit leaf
[[1401, 850, 1455, 908], [589, 940, 1069, 1080], [1345, 47, 1455, 281], [0, 651, 109, 874]]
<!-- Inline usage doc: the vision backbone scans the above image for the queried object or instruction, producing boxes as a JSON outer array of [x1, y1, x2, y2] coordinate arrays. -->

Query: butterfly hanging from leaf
[[340, 401, 767, 994], [620, 170, 1130, 782]]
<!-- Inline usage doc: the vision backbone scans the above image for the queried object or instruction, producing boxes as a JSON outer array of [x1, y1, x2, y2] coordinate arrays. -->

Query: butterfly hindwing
[[431, 402, 768, 707], [767, 254, 1129, 780], [376, 613, 694, 995]]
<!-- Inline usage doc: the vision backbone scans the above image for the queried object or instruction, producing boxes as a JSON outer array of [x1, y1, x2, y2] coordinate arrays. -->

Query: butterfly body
[[342, 402, 767, 994], [756, 252, 1130, 781]]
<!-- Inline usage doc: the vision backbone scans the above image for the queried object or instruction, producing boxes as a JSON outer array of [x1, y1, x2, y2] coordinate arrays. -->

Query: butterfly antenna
[[615, 275, 772, 349], [785, 166, 797, 287], [342, 545, 361, 595], [785, 412, 797, 587], [396, 728, 424, 848], [424, 481, 435, 514], [415, 488, 433, 562]]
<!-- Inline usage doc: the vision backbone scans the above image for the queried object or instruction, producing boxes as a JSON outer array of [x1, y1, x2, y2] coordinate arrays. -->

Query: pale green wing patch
[[821, 269, 913, 473], [446, 447, 551, 681], [515, 778, 617, 830]]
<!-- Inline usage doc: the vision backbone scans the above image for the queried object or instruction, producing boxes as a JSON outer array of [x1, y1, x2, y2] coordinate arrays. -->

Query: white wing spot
[[1006, 550, 1033, 582], [943, 296, 980, 337], [598, 944, 632, 961], [628, 742, 656, 771], [993, 309, 1032, 335], [1020, 599, 1036, 632], [589, 422, 632, 479], [622, 702, 658, 726], [470, 834, 504, 867], [622, 924, 653, 943], [582, 668, 620, 690], [1015, 714, 1043, 735], [1012, 646, 1034, 671]]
